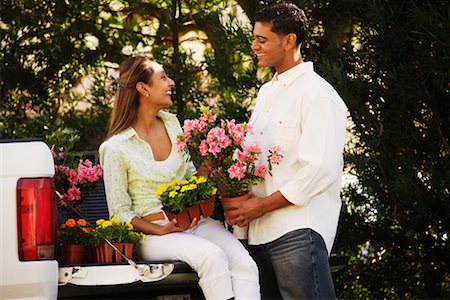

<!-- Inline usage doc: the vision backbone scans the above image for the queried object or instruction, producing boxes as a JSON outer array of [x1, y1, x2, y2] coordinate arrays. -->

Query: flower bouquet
[[91, 217, 146, 263], [156, 175, 218, 230], [58, 218, 93, 265], [177, 108, 283, 199]]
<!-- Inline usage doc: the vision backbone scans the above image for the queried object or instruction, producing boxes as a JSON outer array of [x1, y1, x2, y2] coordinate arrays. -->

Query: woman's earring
[[146, 93, 149, 97]]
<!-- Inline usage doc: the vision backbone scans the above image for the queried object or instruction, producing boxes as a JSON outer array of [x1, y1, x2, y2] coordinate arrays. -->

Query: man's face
[[252, 22, 286, 70]]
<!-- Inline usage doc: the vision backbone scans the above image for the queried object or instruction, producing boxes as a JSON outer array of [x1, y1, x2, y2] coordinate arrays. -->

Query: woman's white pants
[[138, 217, 260, 300]]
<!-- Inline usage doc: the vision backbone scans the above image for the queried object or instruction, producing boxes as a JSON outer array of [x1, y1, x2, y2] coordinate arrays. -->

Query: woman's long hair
[[107, 55, 155, 139]]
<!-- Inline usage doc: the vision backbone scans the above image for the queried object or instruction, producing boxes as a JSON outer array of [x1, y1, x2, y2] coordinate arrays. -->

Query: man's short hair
[[255, 3, 310, 46]]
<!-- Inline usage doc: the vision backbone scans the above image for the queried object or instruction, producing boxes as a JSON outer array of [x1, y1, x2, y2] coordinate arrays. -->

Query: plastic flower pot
[[187, 204, 201, 221], [94, 243, 113, 263], [164, 209, 192, 231], [61, 244, 87, 265], [199, 197, 215, 218], [113, 243, 134, 263]]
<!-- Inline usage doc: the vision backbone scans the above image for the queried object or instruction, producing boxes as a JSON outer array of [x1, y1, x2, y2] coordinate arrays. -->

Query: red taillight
[[17, 178, 57, 260]]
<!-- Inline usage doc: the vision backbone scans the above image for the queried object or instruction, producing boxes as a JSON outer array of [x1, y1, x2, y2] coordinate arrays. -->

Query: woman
[[99, 55, 260, 300]]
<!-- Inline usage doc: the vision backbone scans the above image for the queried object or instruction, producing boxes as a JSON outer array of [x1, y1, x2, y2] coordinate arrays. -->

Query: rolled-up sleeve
[[279, 96, 347, 206], [99, 142, 137, 223]]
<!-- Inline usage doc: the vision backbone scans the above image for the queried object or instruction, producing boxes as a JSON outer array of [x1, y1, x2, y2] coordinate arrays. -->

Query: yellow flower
[[101, 220, 112, 228], [211, 187, 217, 195], [181, 185, 190, 192], [169, 191, 178, 198], [127, 223, 134, 230], [188, 184, 197, 190], [197, 176, 207, 184], [167, 179, 180, 187], [190, 175, 198, 182], [180, 180, 189, 185], [96, 219, 105, 226], [110, 217, 120, 225], [156, 185, 167, 196]]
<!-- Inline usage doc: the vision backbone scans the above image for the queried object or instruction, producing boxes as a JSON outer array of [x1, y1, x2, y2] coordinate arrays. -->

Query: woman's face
[[145, 62, 175, 108]]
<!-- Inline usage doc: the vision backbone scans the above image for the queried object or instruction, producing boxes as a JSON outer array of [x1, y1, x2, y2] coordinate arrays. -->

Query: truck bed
[[58, 152, 201, 298]]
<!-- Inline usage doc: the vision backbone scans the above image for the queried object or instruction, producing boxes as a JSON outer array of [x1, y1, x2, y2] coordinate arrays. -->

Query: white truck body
[[0, 141, 59, 299]]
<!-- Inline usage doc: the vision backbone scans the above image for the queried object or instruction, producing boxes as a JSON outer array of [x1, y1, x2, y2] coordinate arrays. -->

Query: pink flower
[[208, 142, 221, 157], [176, 139, 186, 152], [228, 164, 246, 180], [254, 165, 268, 178], [68, 169, 79, 185], [245, 143, 262, 154], [207, 127, 227, 143], [269, 145, 283, 155], [218, 136, 232, 149], [199, 140, 209, 156], [50, 145, 56, 156], [66, 186, 81, 201], [269, 155, 283, 164]]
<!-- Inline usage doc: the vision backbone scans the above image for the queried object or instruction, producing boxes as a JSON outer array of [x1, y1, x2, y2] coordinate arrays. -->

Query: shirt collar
[[272, 61, 314, 88], [114, 127, 138, 142]]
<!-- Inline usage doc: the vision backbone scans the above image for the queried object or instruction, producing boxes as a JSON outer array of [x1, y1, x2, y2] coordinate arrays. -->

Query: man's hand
[[223, 195, 266, 227], [223, 191, 292, 227]]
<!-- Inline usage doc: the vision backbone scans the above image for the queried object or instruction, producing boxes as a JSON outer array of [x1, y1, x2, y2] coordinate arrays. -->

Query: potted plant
[[90, 217, 146, 263], [156, 175, 218, 230], [177, 108, 283, 200], [49, 130, 103, 219], [58, 218, 93, 265]]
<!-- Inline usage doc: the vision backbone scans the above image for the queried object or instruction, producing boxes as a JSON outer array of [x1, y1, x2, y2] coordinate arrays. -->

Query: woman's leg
[[191, 218, 261, 300], [139, 231, 234, 299]]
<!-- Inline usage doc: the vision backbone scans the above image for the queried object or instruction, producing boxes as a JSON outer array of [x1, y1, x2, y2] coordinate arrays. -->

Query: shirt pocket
[[270, 116, 299, 146]]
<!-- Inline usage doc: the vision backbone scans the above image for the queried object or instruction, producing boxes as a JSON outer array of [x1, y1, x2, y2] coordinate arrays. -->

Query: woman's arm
[[131, 216, 198, 235]]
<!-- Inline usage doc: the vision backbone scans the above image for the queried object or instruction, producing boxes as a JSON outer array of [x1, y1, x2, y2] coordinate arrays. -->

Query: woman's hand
[[157, 217, 198, 235]]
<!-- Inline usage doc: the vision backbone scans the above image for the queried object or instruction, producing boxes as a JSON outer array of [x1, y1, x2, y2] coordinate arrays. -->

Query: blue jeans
[[249, 228, 336, 299]]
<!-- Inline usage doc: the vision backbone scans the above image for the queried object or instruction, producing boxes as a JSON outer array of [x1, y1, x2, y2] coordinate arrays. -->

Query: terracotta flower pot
[[221, 193, 251, 225], [199, 197, 215, 218], [187, 204, 201, 221], [61, 244, 87, 265], [164, 209, 192, 231]]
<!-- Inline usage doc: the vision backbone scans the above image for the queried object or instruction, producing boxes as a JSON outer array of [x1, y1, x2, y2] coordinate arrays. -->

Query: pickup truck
[[0, 139, 201, 300], [1, 139, 347, 299]]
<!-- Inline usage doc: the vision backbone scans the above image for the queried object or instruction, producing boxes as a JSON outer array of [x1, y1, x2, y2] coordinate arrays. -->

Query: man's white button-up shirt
[[246, 62, 348, 253]]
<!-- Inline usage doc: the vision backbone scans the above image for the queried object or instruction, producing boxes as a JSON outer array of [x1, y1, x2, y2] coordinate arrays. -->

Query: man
[[223, 3, 348, 299]]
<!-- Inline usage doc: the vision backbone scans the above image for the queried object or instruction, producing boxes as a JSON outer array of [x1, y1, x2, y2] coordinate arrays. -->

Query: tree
[[308, 0, 449, 298], [1, 0, 448, 297]]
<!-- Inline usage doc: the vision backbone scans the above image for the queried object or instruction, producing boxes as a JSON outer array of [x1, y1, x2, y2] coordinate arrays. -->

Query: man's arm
[[223, 191, 292, 227]]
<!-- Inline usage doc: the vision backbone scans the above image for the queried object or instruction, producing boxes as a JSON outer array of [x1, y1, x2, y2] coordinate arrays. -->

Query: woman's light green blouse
[[99, 111, 196, 223]]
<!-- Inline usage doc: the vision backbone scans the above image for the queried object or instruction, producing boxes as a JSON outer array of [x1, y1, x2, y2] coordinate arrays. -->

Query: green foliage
[[1, 0, 119, 148], [304, 0, 449, 298]]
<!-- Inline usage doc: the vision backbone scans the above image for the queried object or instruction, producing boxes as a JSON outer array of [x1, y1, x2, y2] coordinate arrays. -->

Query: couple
[[100, 3, 347, 300]]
